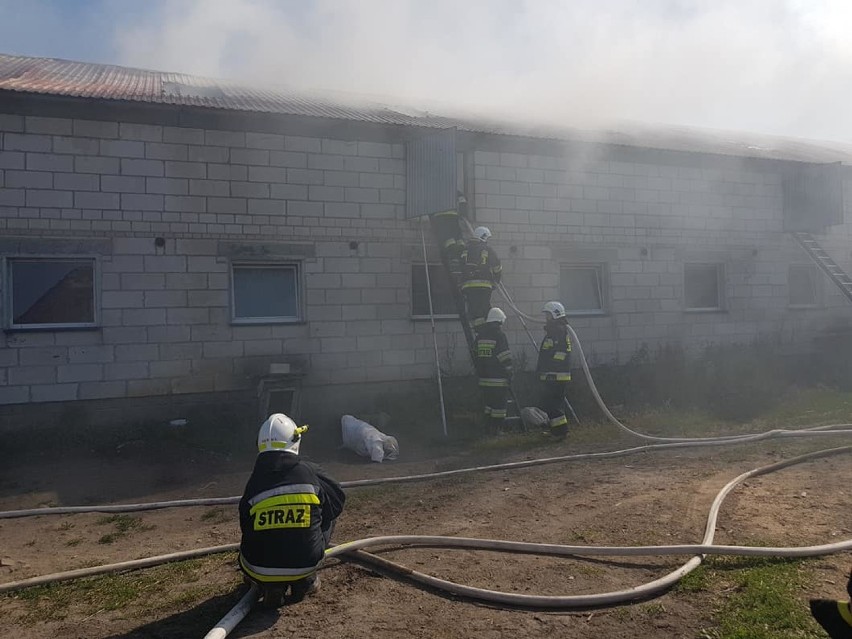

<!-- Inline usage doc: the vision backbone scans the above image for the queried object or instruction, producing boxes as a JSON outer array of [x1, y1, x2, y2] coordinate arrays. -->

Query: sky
[[3, 0, 852, 143]]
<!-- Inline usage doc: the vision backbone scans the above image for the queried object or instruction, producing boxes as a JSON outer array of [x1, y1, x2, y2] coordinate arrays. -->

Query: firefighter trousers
[[480, 383, 509, 431], [539, 380, 569, 438], [462, 287, 493, 328]]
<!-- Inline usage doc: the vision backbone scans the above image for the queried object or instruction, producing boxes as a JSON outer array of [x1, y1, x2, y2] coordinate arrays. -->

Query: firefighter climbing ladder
[[424, 214, 524, 429], [791, 231, 852, 304]]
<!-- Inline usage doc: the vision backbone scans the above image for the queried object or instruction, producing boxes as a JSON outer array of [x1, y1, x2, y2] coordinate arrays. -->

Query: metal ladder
[[427, 217, 524, 430], [791, 232, 852, 303]]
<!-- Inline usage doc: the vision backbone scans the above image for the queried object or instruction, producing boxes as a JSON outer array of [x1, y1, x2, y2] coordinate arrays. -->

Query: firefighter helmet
[[257, 413, 308, 455], [473, 226, 492, 241], [542, 301, 566, 320], [486, 307, 507, 324]]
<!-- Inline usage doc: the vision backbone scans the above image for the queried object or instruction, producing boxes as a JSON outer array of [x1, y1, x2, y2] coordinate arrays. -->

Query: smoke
[[3, 0, 852, 141]]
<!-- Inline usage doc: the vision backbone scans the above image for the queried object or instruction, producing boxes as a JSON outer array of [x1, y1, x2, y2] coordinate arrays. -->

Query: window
[[559, 264, 606, 315], [231, 263, 301, 323], [412, 263, 458, 318], [788, 264, 820, 308], [684, 263, 724, 311], [5, 258, 97, 329]]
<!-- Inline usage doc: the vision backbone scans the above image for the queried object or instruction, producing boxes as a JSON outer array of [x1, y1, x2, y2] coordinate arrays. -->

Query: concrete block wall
[[3, 110, 851, 416], [472, 149, 852, 367], [0, 113, 469, 410]]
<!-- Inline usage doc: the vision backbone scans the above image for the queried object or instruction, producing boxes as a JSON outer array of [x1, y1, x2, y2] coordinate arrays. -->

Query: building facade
[[1, 55, 851, 431]]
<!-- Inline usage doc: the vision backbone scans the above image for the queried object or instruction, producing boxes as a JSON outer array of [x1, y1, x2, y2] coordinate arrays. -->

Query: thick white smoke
[[8, 0, 852, 141]]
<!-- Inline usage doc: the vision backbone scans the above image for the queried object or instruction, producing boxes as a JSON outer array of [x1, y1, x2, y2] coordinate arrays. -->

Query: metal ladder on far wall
[[791, 232, 852, 304]]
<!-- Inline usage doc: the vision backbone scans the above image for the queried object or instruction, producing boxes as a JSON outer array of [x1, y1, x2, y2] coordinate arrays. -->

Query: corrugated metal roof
[[2, 52, 852, 164]]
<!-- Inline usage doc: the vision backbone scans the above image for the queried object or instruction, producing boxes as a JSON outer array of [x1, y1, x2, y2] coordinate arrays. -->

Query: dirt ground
[[0, 425, 850, 639]]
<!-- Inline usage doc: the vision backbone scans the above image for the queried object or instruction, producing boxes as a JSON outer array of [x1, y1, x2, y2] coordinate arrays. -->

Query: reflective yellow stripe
[[479, 378, 509, 387], [239, 554, 317, 583], [432, 209, 458, 217], [461, 280, 494, 290], [489, 409, 508, 418], [553, 352, 566, 361], [497, 351, 512, 362], [839, 601, 852, 626], [540, 373, 571, 381], [550, 415, 568, 428], [249, 493, 319, 516]]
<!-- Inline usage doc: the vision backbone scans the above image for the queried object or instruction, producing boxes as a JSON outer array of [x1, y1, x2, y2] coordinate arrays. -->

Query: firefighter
[[429, 191, 467, 277], [536, 301, 572, 439], [239, 413, 346, 608], [473, 307, 513, 432], [460, 225, 502, 328], [810, 566, 852, 638]]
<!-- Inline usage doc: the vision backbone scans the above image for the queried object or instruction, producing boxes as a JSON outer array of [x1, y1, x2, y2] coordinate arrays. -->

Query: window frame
[[559, 262, 608, 316], [229, 261, 304, 325], [3, 255, 100, 331], [683, 262, 725, 312], [787, 263, 822, 309], [411, 262, 460, 320]]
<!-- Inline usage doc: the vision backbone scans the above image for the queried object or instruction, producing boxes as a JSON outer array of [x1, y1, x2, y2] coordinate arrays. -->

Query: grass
[[200, 508, 230, 524], [9, 555, 239, 623], [95, 514, 155, 544], [691, 557, 826, 639]]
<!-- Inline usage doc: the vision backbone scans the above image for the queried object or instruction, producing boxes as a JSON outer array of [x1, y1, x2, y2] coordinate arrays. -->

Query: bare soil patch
[[0, 429, 850, 638]]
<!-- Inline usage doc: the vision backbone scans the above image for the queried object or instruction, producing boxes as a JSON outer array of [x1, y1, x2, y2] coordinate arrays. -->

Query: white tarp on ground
[[341, 415, 400, 463], [520, 407, 549, 431]]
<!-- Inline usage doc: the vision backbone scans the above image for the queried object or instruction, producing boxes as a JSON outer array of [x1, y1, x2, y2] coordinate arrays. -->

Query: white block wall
[[0, 114, 465, 406], [2, 111, 851, 409], [473, 149, 852, 367]]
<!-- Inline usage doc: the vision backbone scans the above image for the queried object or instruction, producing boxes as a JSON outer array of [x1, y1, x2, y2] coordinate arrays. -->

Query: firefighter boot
[[260, 584, 287, 609], [809, 600, 852, 638], [809, 567, 852, 638], [289, 573, 320, 602]]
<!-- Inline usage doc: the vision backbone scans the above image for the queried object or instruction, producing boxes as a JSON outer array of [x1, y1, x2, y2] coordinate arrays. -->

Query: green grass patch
[[8, 555, 238, 622], [685, 557, 825, 639], [95, 514, 155, 544]]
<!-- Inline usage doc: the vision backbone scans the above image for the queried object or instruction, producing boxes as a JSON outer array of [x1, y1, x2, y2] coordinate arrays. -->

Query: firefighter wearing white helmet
[[238, 413, 346, 607], [536, 301, 572, 439], [473, 307, 514, 432], [460, 225, 502, 328]]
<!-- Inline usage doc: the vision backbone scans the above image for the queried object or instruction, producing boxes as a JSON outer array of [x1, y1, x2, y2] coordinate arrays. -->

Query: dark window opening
[[8, 259, 96, 328], [412, 263, 458, 317]]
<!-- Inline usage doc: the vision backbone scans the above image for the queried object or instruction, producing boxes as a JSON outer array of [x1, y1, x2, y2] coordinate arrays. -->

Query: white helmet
[[486, 307, 507, 324], [257, 413, 308, 455], [473, 226, 492, 241], [542, 301, 566, 320]]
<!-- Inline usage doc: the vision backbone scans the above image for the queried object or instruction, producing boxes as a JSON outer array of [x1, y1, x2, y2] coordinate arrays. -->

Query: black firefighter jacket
[[474, 323, 513, 387], [461, 239, 502, 289], [238, 451, 346, 582], [537, 322, 573, 382]]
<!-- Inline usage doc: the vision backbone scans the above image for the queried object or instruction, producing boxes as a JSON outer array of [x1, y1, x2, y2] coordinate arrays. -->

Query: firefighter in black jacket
[[460, 226, 502, 328], [429, 191, 468, 277], [537, 301, 572, 439], [474, 307, 513, 432], [810, 566, 852, 638], [239, 413, 346, 607]]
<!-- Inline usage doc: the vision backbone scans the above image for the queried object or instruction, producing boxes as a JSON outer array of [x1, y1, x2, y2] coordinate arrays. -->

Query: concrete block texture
[[4, 114, 852, 411]]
